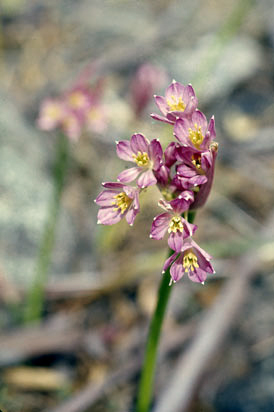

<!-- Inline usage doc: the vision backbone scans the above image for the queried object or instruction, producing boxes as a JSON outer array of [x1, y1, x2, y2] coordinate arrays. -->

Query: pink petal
[[137, 169, 157, 188], [168, 231, 184, 252], [150, 113, 175, 125], [149, 139, 163, 170], [125, 205, 138, 226], [117, 167, 141, 183], [170, 255, 184, 282], [154, 95, 168, 116], [116, 140, 134, 161], [191, 110, 208, 134], [208, 115, 216, 139], [102, 182, 124, 189], [97, 207, 123, 225], [95, 190, 116, 206], [150, 212, 171, 240], [130, 133, 149, 154], [162, 252, 178, 272], [173, 118, 190, 144], [165, 81, 185, 100], [188, 268, 208, 283]]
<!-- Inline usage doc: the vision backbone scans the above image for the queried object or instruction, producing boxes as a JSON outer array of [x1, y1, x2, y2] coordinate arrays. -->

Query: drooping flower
[[150, 192, 197, 252], [151, 80, 198, 125], [116, 133, 163, 188], [61, 109, 83, 141], [162, 238, 215, 284], [172, 148, 210, 190], [37, 98, 64, 131], [85, 104, 107, 134], [190, 142, 218, 209], [130, 63, 167, 117], [174, 110, 216, 151], [95, 182, 140, 226]]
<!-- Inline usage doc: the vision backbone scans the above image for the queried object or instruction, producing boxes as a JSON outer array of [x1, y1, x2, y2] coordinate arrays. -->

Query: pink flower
[[65, 87, 93, 116], [151, 80, 198, 125], [61, 110, 83, 141], [95, 182, 140, 226], [85, 104, 107, 134], [37, 99, 64, 131], [172, 149, 210, 190], [174, 110, 216, 151], [116, 133, 163, 188], [163, 238, 215, 284], [130, 63, 167, 117], [150, 192, 196, 252], [190, 143, 218, 209]]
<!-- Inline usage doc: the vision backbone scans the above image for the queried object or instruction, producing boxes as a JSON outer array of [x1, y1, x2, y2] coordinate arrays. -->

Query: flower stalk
[[24, 133, 69, 323], [136, 210, 196, 412]]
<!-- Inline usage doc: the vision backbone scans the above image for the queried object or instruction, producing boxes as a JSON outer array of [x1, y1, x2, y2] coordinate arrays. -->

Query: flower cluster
[[37, 80, 107, 140], [95, 80, 218, 284]]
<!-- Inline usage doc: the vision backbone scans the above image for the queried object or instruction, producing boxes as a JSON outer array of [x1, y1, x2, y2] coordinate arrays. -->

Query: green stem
[[136, 211, 196, 412], [24, 133, 69, 323]]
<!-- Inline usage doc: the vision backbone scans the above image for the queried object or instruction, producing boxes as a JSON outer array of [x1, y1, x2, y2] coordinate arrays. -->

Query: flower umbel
[[95, 79, 217, 284]]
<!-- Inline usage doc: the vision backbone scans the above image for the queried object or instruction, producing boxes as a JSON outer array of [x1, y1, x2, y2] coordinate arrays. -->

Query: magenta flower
[[116, 133, 163, 188], [150, 192, 197, 252], [174, 110, 216, 151], [162, 238, 215, 284], [95, 182, 140, 226], [172, 149, 211, 190], [151, 81, 198, 125], [172, 163, 208, 191], [37, 98, 64, 131], [175, 144, 218, 209]]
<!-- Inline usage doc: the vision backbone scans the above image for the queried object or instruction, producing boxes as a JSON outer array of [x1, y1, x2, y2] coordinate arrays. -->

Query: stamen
[[183, 251, 199, 273], [112, 192, 131, 214], [188, 123, 204, 148], [168, 216, 184, 233], [167, 95, 186, 112], [132, 151, 150, 167], [191, 153, 202, 170]]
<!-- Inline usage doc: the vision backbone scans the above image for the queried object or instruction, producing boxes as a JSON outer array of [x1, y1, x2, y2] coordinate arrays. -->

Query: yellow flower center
[[167, 95, 186, 112], [112, 192, 131, 214], [191, 153, 202, 170], [188, 123, 204, 148], [183, 251, 199, 273], [68, 92, 87, 109], [46, 104, 62, 120], [132, 151, 150, 167], [87, 107, 100, 121], [168, 217, 184, 233]]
